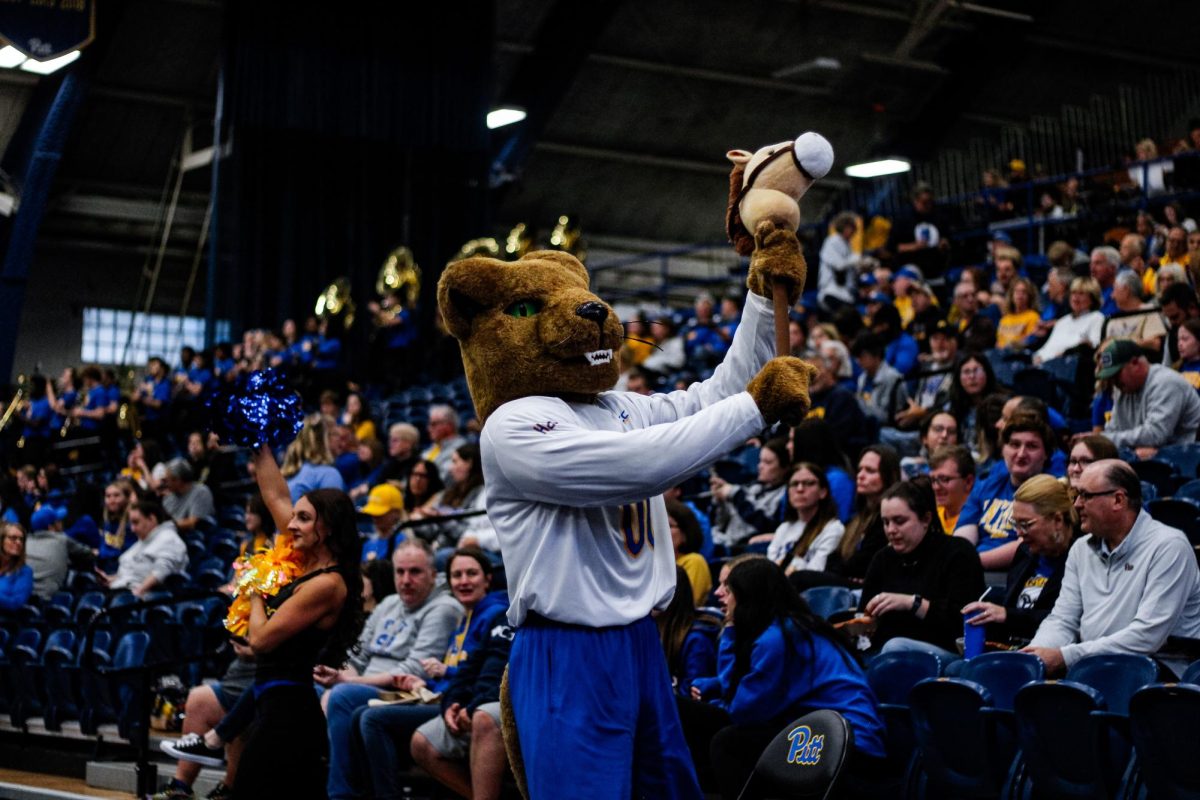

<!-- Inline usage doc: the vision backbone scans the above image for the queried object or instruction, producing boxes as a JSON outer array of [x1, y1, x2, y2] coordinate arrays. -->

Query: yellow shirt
[[938, 506, 959, 535], [1141, 267, 1158, 298], [354, 420, 378, 444], [996, 310, 1040, 349], [677, 552, 713, 607]]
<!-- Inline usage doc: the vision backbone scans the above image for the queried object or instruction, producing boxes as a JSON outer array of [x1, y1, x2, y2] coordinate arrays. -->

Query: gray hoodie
[[1106, 364, 1200, 449], [349, 586, 463, 678]]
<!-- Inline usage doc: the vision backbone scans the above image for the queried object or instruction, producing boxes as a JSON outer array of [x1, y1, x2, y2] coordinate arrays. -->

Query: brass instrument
[[451, 237, 502, 263], [504, 223, 534, 259], [315, 277, 356, 329], [61, 387, 87, 438], [548, 214, 586, 263], [118, 400, 142, 440], [375, 246, 422, 309], [0, 374, 27, 436]]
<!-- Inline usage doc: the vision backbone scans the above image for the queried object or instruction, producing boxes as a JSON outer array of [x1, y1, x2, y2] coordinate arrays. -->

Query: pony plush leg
[[499, 668, 529, 800]]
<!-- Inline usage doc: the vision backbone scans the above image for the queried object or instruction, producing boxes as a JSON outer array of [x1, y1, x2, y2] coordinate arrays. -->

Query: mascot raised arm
[[437, 131, 832, 800]]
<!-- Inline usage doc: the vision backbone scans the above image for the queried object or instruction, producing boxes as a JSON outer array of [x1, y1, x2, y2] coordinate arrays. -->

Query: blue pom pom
[[205, 369, 304, 450]]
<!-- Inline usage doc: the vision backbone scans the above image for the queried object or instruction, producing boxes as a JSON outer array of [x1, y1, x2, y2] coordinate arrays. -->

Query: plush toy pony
[[437, 147, 826, 800]]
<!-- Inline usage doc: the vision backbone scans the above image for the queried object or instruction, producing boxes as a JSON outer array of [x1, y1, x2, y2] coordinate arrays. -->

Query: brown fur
[[437, 250, 624, 424], [747, 220, 808, 306], [726, 161, 754, 257], [747, 356, 819, 426], [499, 668, 528, 799]]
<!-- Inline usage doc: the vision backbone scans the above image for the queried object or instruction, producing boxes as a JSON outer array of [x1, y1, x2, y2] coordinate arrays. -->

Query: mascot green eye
[[505, 299, 542, 318]]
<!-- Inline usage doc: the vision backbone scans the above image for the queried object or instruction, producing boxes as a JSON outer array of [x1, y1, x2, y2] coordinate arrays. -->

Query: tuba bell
[[376, 246, 422, 309], [315, 277, 356, 330]]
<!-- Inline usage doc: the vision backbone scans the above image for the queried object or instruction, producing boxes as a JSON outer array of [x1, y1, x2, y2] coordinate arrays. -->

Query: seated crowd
[[6, 162, 1200, 799]]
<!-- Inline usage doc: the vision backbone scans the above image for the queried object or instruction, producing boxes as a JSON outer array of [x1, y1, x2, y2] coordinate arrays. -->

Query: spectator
[[951, 281, 997, 353], [817, 211, 861, 310], [883, 181, 951, 277], [1159, 282, 1200, 364], [403, 459, 444, 514], [895, 319, 961, 434], [906, 281, 942, 353], [329, 425, 362, 488], [892, 265, 924, 328], [961, 475, 1078, 646], [1159, 226, 1190, 270], [1065, 435, 1119, 494], [1102, 271, 1167, 354], [852, 332, 909, 429], [361, 558, 396, 614], [804, 351, 872, 457], [1033, 277, 1104, 364], [1039, 266, 1073, 327], [1174, 319, 1200, 392], [989, 248, 1022, 307], [340, 391, 377, 444], [355, 422, 421, 497], [1090, 246, 1121, 315], [810, 324, 854, 390], [685, 558, 887, 799], [620, 313, 654, 368], [1128, 138, 1172, 197], [421, 405, 467, 486], [641, 315, 686, 377], [359, 484, 407, 562], [98, 480, 136, 571], [1024, 460, 1200, 675], [413, 443, 494, 556], [1188, 229, 1200, 286], [318, 540, 462, 800], [861, 478, 985, 656], [948, 353, 1002, 456], [97, 500, 188, 597], [764, 463, 845, 576], [24, 505, 80, 600], [710, 438, 790, 550], [237, 494, 277, 558], [789, 419, 855, 523], [656, 566, 717, 694], [162, 459, 216, 534], [349, 547, 509, 800], [1156, 264, 1188, 301], [870, 303, 919, 378], [1120, 233, 1156, 298], [996, 277, 1041, 350], [17, 374, 52, 466], [132, 357, 172, 444], [0, 524, 33, 611], [1098, 338, 1200, 455], [823, 445, 901, 585], [281, 414, 346, 503], [929, 445, 976, 534], [900, 410, 959, 477], [954, 411, 1055, 571], [666, 499, 712, 607], [684, 292, 731, 368]]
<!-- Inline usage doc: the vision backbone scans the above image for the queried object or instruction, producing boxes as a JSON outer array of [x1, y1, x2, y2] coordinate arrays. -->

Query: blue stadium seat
[[45, 592, 73, 628], [1012, 680, 1112, 798], [1174, 479, 1200, 503], [1133, 459, 1181, 499], [1180, 659, 1200, 686], [1067, 653, 1160, 717], [209, 536, 240, 566], [1146, 499, 1200, 533], [946, 651, 1044, 712], [74, 591, 106, 629], [909, 677, 1012, 798], [736, 710, 852, 800], [801, 586, 857, 621], [193, 557, 229, 590], [8, 627, 44, 726], [866, 651, 944, 776], [112, 630, 151, 741], [1157, 444, 1200, 480], [1129, 683, 1200, 799], [40, 629, 78, 731]]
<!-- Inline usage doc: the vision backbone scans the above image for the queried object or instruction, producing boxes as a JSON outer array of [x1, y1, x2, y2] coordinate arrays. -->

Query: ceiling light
[[0, 46, 26, 69], [487, 107, 526, 130], [20, 50, 81, 75], [844, 158, 912, 178]]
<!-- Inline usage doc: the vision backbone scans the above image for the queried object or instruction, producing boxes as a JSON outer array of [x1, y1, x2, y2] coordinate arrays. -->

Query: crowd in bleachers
[[5, 129, 1200, 798]]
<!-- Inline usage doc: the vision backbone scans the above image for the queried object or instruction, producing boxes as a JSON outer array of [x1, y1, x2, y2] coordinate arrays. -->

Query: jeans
[[357, 703, 440, 800], [879, 636, 961, 663], [326, 683, 384, 800]]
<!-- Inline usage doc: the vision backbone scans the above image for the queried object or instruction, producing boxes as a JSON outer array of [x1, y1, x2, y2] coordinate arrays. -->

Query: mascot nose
[[575, 302, 608, 324]]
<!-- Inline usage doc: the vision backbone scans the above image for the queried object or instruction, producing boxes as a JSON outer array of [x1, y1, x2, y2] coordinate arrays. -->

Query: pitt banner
[[0, 0, 95, 60]]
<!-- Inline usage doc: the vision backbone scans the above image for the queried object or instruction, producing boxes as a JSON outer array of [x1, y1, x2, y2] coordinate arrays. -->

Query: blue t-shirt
[[885, 333, 920, 377], [956, 461, 1057, 552], [52, 389, 77, 431], [0, 566, 33, 611], [78, 387, 106, 431], [141, 378, 172, 421], [286, 463, 346, 503], [22, 397, 52, 440]]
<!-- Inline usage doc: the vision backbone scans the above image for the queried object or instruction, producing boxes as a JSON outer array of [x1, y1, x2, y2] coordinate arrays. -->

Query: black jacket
[[860, 531, 985, 652], [997, 543, 1069, 642]]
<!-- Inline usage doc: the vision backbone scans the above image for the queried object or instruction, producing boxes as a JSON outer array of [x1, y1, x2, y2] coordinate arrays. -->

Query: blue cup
[[963, 612, 986, 659]]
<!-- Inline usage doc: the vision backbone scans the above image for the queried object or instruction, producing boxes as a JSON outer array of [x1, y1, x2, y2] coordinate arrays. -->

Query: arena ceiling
[[0, 0, 1198, 270]]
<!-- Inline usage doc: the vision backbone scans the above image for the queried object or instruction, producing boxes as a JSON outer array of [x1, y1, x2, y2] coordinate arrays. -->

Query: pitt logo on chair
[[785, 725, 825, 766]]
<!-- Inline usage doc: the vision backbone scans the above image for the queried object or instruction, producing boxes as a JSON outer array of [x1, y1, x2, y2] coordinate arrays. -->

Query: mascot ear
[[726, 149, 752, 166], [437, 258, 495, 341], [520, 250, 590, 287]]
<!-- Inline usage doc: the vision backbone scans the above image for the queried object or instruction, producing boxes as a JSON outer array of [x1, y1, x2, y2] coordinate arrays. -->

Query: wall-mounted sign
[[0, 0, 95, 61]]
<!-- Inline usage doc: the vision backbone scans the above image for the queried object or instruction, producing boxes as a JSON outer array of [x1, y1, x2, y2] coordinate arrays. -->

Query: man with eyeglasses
[[1023, 460, 1200, 676], [954, 412, 1055, 571]]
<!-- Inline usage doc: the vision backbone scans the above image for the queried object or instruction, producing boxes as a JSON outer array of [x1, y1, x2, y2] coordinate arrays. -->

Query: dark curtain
[[217, 0, 492, 377]]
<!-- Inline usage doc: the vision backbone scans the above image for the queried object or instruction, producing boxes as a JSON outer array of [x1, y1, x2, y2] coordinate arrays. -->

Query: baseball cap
[[858, 272, 878, 288], [31, 505, 68, 531], [929, 318, 959, 339], [895, 265, 924, 282], [361, 484, 405, 516], [867, 292, 891, 305], [991, 231, 1013, 244], [1096, 339, 1142, 380]]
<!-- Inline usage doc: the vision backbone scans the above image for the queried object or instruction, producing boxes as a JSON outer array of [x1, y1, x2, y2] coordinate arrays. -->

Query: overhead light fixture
[[771, 56, 842, 79], [0, 46, 26, 69], [19, 50, 81, 75], [487, 107, 526, 130], [844, 158, 912, 178]]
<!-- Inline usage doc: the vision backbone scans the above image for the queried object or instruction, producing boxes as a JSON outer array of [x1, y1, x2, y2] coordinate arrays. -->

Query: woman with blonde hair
[[98, 479, 136, 571], [282, 413, 345, 503], [1033, 277, 1105, 364], [961, 474, 1078, 644], [996, 277, 1041, 349]]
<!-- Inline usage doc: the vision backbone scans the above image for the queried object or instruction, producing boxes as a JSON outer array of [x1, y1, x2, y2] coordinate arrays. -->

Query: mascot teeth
[[584, 349, 613, 366]]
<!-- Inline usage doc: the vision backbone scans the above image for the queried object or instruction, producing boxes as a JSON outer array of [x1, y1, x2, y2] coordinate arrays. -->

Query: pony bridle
[[734, 141, 813, 213]]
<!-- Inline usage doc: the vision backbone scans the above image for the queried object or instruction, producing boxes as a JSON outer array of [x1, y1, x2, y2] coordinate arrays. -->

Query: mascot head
[[437, 250, 624, 423]]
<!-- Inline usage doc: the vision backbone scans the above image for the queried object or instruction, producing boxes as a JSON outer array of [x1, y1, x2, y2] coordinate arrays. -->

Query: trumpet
[[61, 387, 87, 438], [117, 400, 142, 440], [0, 374, 27, 434]]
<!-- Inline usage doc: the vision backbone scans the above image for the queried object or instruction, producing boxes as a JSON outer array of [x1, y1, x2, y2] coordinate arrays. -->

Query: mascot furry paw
[[437, 135, 830, 800]]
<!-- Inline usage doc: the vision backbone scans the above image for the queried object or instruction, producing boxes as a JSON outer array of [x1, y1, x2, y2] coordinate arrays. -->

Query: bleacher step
[[85, 761, 225, 795]]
